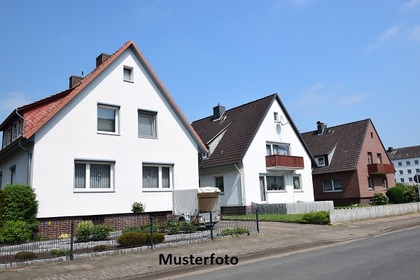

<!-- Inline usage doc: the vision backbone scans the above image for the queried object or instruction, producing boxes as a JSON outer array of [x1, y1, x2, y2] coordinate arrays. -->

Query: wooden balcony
[[367, 163, 395, 175], [266, 155, 304, 170]]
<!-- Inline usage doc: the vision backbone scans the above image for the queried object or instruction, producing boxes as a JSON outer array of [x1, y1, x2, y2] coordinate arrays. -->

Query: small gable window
[[123, 66, 133, 82], [316, 156, 326, 167], [97, 104, 120, 134], [138, 110, 157, 138]]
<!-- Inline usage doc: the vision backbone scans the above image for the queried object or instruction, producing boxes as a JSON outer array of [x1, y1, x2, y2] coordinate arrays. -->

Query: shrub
[[75, 220, 95, 242], [51, 249, 70, 256], [371, 193, 389, 205], [122, 223, 159, 234], [117, 232, 165, 247], [2, 184, 39, 231], [162, 221, 196, 235], [403, 185, 419, 203], [131, 202, 145, 214], [0, 220, 32, 244], [14, 251, 37, 260], [91, 224, 112, 241], [0, 189, 6, 227], [386, 186, 406, 204], [220, 228, 250, 236], [302, 211, 330, 225], [94, 244, 108, 252]]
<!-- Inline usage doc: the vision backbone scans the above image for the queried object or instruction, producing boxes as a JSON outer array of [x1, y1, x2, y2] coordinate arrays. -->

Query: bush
[[51, 249, 70, 256], [0, 220, 32, 244], [386, 186, 406, 204], [2, 184, 39, 231], [371, 193, 389, 205], [0, 189, 6, 227], [302, 211, 330, 225], [76, 221, 112, 242], [14, 251, 37, 260], [123, 223, 159, 234], [91, 224, 112, 241], [76, 221, 95, 242], [403, 185, 419, 203], [162, 221, 196, 235], [117, 232, 165, 247], [94, 244, 108, 252], [220, 228, 250, 236], [131, 202, 145, 214]]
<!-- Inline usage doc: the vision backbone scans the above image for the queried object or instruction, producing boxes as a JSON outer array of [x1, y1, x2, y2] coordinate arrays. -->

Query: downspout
[[234, 163, 246, 206], [15, 109, 32, 186]]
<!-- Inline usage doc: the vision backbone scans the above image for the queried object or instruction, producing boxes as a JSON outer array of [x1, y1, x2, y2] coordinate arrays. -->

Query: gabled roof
[[301, 119, 371, 174], [388, 145, 420, 161], [0, 41, 207, 153], [191, 94, 313, 169]]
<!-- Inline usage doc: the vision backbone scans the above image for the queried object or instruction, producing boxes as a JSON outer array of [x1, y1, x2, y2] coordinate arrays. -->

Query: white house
[[191, 94, 315, 212], [0, 41, 207, 222], [388, 145, 420, 184]]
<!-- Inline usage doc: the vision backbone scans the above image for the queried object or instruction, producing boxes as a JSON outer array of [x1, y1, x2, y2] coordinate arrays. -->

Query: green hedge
[[302, 211, 330, 225]]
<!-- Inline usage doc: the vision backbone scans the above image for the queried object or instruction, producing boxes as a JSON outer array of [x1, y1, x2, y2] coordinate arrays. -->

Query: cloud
[[408, 25, 420, 42], [337, 92, 371, 106], [368, 26, 399, 51], [0, 91, 31, 120], [400, 0, 420, 11]]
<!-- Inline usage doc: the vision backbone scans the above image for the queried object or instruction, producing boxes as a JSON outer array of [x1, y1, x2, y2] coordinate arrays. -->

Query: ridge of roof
[[1, 40, 207, 154], [388, 145, 420, 160]]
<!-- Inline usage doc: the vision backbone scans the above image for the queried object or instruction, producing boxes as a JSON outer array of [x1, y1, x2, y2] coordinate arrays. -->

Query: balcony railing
[[266, 155, 304, 170], [367, 163, 395, 175]]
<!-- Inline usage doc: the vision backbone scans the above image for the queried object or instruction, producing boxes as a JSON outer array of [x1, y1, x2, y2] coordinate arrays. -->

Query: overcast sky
[[1, 0, 419, 148]]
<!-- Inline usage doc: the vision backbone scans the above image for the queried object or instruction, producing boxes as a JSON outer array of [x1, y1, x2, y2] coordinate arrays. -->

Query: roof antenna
[[81, 71, 84, 77]]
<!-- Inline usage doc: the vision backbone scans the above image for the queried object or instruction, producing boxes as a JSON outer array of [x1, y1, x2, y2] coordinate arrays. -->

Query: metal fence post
[[210, 212, 214, 240], [70, 221, 74, 260], [149, 214, 154, 249], [256, 209, 260, 234]]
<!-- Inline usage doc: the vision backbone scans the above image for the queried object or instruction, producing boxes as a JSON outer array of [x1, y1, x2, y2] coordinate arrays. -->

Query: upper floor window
[[406, 161, 411, 166], [398, 162, 402, 166], [97, 104, 120, 134], [367, 152, 373, 164], [415, 160, 419, 165], [273, 112, 279, 122], [377, 153, 382, 163], [138, 110, 157, 138], [123, 66, 133, 82], [9, 165, 16, 185], [142, 164, 172, 190], [74, 161, 115, 192], [266, 143, 289, 156], [316, 156, 326, 167]]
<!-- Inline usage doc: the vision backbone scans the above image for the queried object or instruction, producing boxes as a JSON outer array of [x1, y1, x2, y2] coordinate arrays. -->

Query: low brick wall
[[251, 201, 334, 214], [329, 203, 420, 223], [37, 212, 171, 239]]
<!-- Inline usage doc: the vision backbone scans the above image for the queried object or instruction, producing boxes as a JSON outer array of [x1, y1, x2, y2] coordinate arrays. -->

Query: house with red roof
[[301, 119, 395, 206], [0, 41, 207, 233], [191, 94, 315, 212]]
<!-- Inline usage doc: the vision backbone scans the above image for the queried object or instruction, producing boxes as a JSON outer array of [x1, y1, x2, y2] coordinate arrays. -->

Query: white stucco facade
[[0, 46, 204, 218], [198, 98, 314, 207]]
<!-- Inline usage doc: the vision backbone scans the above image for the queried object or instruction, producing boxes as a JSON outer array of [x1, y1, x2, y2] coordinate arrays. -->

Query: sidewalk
[[2, 213, 420, 280]]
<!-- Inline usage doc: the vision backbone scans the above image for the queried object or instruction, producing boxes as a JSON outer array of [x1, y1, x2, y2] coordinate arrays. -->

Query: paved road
[[172, 226, 420, 280]]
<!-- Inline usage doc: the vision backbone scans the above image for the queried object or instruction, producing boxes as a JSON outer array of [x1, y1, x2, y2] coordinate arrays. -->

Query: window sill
[[267, 190, 286, 193], [97, 131, 120, 136], [138, 136, 158, 140], [323, 190, 343, 193], [294, 190, 304, 192], [74, 189, 115, 193], [142, 188, 172, 192]]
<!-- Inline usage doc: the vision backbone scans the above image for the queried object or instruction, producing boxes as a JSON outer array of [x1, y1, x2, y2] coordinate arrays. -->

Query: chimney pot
[[317, 121, 327, 134]]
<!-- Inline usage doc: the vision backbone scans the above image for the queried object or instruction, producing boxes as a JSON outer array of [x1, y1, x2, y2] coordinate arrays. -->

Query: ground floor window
[[368, 177, 374, 190], [74, 161, 114, 192], [322, 179, 342, 192], [215, 176, 224, 193], [293, 175, 302, 190], [142, 164, 173, 190], [266, 175, 285, 191]]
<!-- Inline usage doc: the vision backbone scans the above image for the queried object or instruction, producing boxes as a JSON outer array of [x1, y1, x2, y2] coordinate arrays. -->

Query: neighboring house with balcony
[[387, 145, 420, 184], [301, 119, 395, 206], [191, 94, 315, 212], [0, 41, 207, 235]]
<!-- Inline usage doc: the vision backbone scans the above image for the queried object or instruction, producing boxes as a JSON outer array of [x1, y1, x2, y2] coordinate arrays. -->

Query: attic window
[[123, 66, 133, 82], [316, 156, 326, 167]]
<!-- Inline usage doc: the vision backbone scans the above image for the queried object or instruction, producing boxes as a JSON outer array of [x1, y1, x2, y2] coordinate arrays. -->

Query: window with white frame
[[316, 156, 326, 167], [266, 142, 289, 156], [415, 160, 419, 165], [138, 110, 157, 138], [322, 179, 342, 192], [406, 161, 411, 166], [398, 162, 402, 166], [74, 161, 114, 191], [97, 104, 120, 134], [215, 176, 224, 193], [293, 175, 302, 190], [266, 175, 285, 191], [142, 164, 172, 189], [368, 177, 374, 190], [123, 66, 133, 82], [382, 177, 388, 189]]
